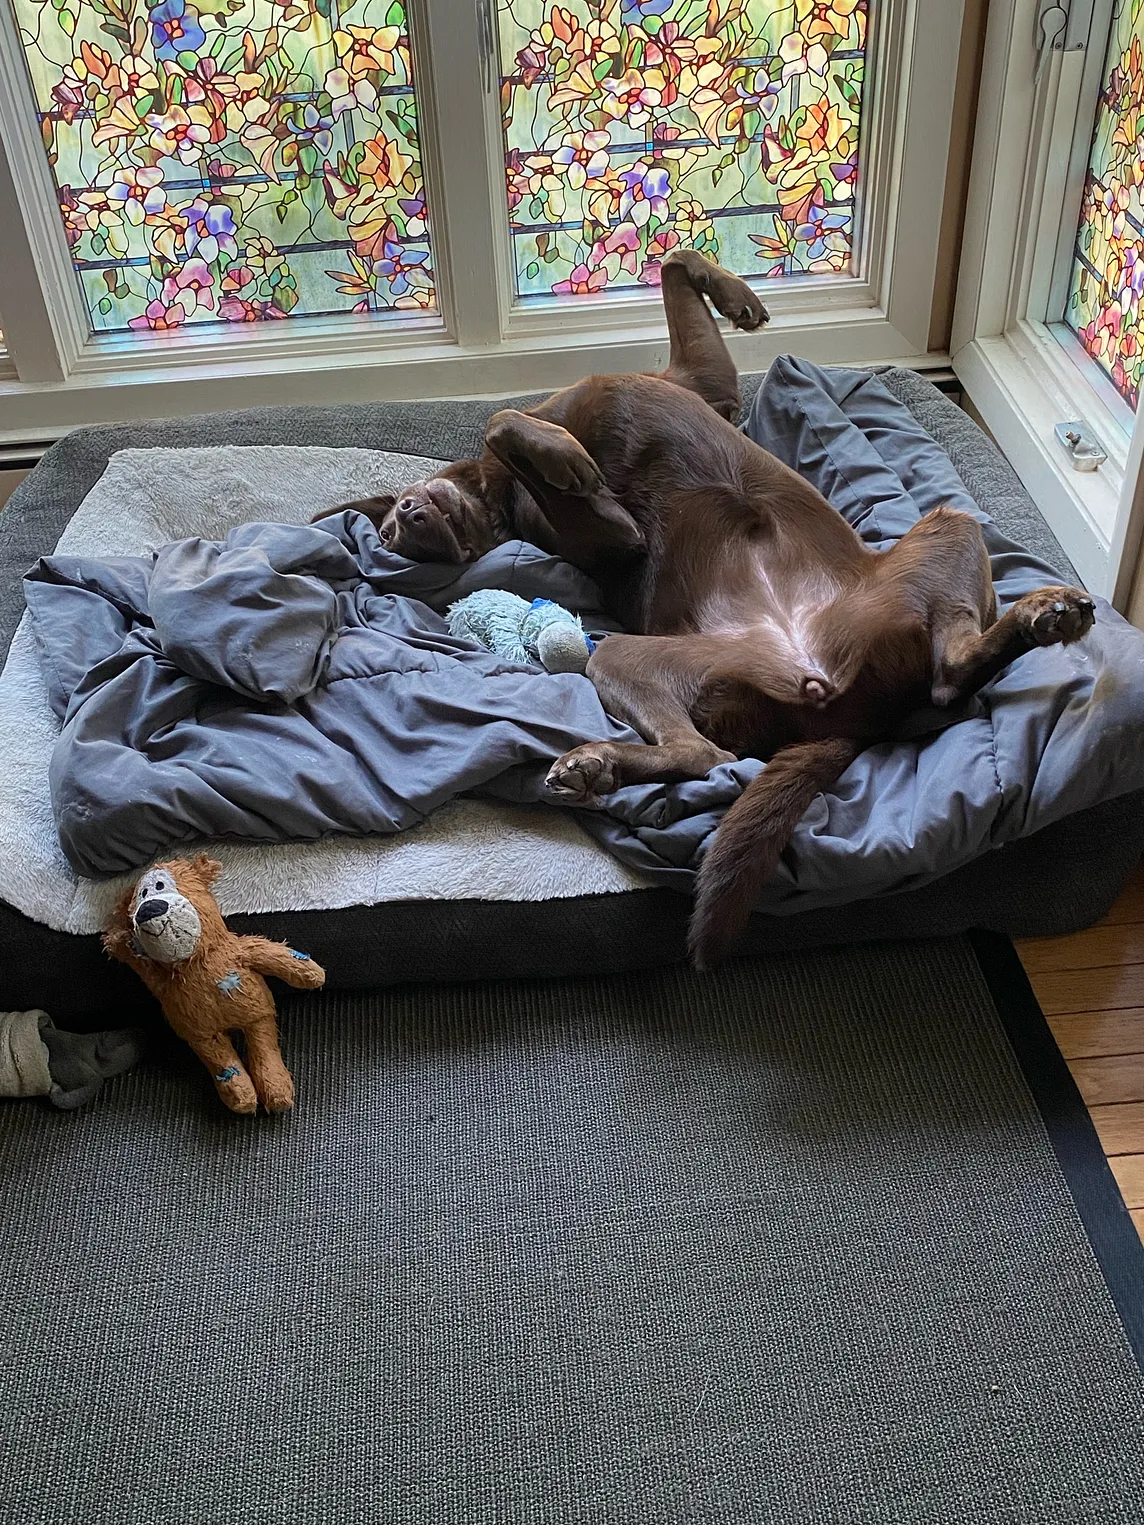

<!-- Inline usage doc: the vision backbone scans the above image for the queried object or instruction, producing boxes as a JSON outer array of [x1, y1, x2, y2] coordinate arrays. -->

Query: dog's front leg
[[484, 410, 645, 565], [546, 633, 737, 803]]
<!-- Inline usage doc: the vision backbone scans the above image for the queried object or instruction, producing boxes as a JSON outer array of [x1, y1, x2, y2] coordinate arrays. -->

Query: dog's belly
[[698, 557, 845, 694]]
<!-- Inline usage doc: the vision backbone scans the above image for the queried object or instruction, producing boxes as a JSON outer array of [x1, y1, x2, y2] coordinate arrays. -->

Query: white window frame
[[952, 0, 1144, 602], [0, 0, 964, 442]]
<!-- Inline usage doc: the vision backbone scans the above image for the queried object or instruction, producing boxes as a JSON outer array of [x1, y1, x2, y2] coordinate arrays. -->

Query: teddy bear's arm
[[102, 927, 151, 980], [237, 936, 326, 990]]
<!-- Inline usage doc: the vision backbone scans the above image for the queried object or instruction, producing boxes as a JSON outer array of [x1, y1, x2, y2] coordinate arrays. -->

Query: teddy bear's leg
[[242, 1018, 295, 1114], [187, 1031, 258, 1114]]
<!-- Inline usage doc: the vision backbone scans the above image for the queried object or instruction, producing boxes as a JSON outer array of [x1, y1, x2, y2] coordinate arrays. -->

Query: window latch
[[1054, 420, 1108, 472], [1035, 0, 1095, 57], [1036, 1, 1068, 55]]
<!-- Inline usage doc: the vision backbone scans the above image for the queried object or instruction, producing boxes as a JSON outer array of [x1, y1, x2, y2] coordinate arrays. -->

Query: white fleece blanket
[[0, 446, 650, 935]]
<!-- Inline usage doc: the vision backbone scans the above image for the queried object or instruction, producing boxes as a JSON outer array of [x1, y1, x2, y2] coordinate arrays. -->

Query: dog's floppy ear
[[311, 492, 396, 527], [189, 853, 223, 888]]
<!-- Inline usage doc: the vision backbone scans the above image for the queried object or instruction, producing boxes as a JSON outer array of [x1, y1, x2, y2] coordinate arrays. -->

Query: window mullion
[[1042, 0, 1115, 326], [409, 0, 505, 350], [879, 0, 966, 355]]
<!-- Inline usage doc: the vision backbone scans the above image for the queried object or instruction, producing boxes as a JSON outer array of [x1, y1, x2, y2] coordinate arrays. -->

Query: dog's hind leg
[[545, 634, 738, 804], [876, 505, 1096, 706], [659, 249, 769, 419], [931, 588, 1096, 706]]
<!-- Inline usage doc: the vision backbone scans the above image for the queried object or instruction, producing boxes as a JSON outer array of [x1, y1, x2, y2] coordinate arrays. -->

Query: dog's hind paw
[[1017, 587, 1096, 646], [710, 276, 769, 332]]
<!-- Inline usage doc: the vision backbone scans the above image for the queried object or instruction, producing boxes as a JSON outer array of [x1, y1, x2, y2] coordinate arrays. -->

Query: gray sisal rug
[[2, 936, 1144, 1524]]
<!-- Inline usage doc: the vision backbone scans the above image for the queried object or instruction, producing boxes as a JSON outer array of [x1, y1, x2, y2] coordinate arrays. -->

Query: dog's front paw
[[545, 744, 619, 804], [1017, 587, 1096, 646], [542, 444, 605, 497]]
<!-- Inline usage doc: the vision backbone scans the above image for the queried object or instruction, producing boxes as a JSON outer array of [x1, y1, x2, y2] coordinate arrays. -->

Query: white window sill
[[953, 327, 1127, 596], [0, 300, 948, 447]]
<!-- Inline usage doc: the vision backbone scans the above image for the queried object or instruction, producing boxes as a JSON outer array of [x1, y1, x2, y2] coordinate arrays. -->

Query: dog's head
[[113, 854, 224, 966], [313, 460, 508, 564]]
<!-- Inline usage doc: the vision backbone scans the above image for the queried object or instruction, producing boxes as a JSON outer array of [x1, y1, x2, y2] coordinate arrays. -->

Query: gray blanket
[[26, 359, 1144, 908], [28, 527, 638, 875]]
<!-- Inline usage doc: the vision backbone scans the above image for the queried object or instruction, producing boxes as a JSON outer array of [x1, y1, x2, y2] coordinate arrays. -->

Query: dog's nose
[[135, 897, 169, 924], [396, 497, 428, 526]]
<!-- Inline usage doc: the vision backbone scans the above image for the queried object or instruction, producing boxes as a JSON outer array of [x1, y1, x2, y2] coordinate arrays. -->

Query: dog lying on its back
[[316, 250, 1095, 967]]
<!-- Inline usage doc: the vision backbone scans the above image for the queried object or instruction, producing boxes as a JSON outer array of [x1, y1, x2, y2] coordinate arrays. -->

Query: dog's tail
[[688, 736, 862, 971]]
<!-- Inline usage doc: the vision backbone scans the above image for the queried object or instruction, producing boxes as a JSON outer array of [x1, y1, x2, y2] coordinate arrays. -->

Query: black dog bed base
[[20, 787, 1140, 1026]]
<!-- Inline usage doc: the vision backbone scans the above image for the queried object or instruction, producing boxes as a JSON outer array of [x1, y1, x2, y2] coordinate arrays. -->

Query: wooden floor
[[1015, 860, 1144, 1243]]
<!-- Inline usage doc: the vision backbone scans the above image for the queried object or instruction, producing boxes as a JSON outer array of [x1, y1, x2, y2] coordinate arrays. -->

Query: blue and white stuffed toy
[[447, 590, 596, 674]]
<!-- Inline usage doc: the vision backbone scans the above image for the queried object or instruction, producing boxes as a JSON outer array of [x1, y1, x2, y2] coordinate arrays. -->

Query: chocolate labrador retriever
[[316, 250, 1095, 967]]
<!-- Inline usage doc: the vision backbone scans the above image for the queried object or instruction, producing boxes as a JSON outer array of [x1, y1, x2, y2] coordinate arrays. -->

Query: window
[[12, 0, 435, 330], [952, 0, 1144, 602], [0, 0, 967, 438], [1064, 0, 1144, 411], [497, 0, 866, 302]]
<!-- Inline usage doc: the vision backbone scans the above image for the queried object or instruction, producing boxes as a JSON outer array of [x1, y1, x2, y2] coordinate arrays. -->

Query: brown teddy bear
[[103, 854, 325, 1114]]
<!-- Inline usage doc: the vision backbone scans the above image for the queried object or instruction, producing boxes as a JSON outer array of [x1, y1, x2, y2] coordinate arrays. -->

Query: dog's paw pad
[[707, 273, 769, 331], [732, 296, 769, 331], [544, 747, 617, 803], [1023, 588, 1096, 645]]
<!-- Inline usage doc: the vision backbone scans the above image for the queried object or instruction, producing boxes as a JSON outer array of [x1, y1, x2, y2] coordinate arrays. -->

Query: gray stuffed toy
[[0, 1010, 145, 1110]]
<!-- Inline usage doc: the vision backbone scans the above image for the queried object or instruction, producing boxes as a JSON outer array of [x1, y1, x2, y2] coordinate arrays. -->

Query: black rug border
[[970, 928, 1144, 1368]]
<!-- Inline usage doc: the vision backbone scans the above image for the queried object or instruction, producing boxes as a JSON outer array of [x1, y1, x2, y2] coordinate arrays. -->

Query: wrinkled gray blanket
[[28, 525, 637, 875], [26, 359, 1144, 910]]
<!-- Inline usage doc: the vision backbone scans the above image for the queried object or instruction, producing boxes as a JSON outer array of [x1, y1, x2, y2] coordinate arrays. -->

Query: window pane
[[10, 0, 435, 332], [498, 0, 867, 300], [1065, 2, 1144, 410]]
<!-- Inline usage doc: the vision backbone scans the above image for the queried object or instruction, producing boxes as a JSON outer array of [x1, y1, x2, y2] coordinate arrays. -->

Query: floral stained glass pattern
[[498, 0, 867, 300], [1066, 0, 1144, 409], [10, 0, 435, 332]]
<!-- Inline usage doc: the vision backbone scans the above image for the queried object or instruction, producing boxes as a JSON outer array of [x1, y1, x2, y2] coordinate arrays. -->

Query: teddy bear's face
[[131, 866, 203, 965]]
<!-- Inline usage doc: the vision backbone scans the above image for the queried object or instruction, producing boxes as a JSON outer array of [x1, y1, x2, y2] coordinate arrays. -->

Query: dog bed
[[3, 367, 1143, 1020]]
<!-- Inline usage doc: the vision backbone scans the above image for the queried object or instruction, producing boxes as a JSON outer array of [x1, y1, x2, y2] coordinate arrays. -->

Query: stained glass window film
[[497, 0, 867, 300], [1066, 0, 1144, 410], [10, 0, 434, 332]]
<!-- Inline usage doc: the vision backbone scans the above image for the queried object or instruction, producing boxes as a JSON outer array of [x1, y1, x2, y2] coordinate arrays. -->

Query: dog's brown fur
[[104, 854, 325, 1113], [316, 250, 1095, 968]]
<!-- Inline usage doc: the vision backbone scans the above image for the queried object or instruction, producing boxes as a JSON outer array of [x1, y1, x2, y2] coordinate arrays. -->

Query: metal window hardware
[[1054, 420, 1108, 472], [1035, 0, 1096, 60], [477, 0, 496, 95]]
